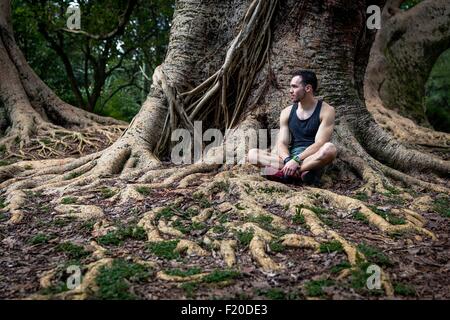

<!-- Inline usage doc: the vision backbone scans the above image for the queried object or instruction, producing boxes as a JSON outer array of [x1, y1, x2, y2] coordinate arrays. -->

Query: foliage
[[96, 259, 151, 299], [147, 240, 180, 260], [400, 0, 422, 11], [425, 49, 450, 132], [12, 0, 174, 121]]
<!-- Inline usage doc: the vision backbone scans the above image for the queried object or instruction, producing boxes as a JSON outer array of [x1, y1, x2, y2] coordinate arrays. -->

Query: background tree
[[0, 0, 449, 299], [12, 0, 173, 120]]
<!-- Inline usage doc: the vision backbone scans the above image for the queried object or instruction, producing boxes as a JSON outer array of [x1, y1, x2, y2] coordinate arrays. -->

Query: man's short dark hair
[[292, 70, 318, 93]]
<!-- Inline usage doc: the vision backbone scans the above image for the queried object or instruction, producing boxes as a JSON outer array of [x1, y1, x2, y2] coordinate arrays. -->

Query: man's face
[[289, 76, 311, 102]]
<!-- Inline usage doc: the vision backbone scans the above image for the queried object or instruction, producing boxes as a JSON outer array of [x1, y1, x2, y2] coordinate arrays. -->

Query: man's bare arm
[[276, 107, 291, 161], [297, 103, 335, 161]]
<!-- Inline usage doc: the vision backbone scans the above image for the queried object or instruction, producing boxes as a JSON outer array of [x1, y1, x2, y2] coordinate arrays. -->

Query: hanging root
[[154, 0, 278, 155]]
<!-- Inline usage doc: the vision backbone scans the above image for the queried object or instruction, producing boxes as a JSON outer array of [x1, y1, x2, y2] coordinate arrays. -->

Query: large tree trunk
[[0, 0, 449, 299], [365, 0, 450, 149], [0, 0, 127, 161]]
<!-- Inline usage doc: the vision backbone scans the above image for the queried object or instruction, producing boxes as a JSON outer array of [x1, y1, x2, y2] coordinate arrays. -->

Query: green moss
[[330, 261, 352, 274], [236, 230, 254, 247], [394, 282, 416, 297], [96, 259, 151, 300], [432, 195, 450, 218], [0, 160, 9, 166], [100, 187, 116, 199], [180, 282, 198, 298], [203, 270, 240, 283], [136, 186, 151, 196], [97, 225, 146, 246], [257, 288, 286, 300], [165, 267, 202, 277], [350, 262, 371, 290], [172, 218, 206, 234], [304, 279, 334, 297], [353, 192, 369, 201], [269, 240, 285, 253], [346, 261, 384, 296], [243, 183, 253, 194], [298, 204, 335, 227], [400, 0, 422, 11], [64, 172, 82, 180], [147, 240, 180, 260], [41, 138, 51, 145], [217, 213, 229, 224], [53, 216, 76, 227], [80, 220, 96, 232], [38, 203, 51, 214], [292, 207, 306, 225], [193, 192, 212, 208], [210, 180, 230, 193], [352, 211, 369, 224], [29, 233, 51, 245], [248, 214, 273, 229], [319, 241, 344, 254], [357, 243, 393, 267], [368, 205, 406, 225], [0, 197, 6, 209], [56, 242, 90, 260], [209, 225, 223, 234], [61, 197, 77, 205], [24, 164, 33, 170], [156, 206, 176, 220], [384, 185, 401, 195], [235, 203, 245, 210], [40, 281, 69, 295]]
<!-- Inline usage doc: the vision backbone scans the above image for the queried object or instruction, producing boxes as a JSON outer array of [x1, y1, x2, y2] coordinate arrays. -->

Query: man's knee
[[318, 142, 337, 161], [247, 148, 259, 165]]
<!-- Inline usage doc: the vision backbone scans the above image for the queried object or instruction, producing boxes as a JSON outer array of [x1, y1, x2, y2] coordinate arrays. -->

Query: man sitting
[[247, 70, 337, 185]]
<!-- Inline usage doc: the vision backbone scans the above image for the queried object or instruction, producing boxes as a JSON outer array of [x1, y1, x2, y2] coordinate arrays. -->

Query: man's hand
[[282, 159, 299, 176]]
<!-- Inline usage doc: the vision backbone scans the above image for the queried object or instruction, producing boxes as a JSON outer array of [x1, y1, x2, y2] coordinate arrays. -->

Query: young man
[[247, 70, 337, 185]]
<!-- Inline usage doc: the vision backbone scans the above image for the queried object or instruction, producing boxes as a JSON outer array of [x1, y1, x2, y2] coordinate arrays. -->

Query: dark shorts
[[289, 146, 307, 157]]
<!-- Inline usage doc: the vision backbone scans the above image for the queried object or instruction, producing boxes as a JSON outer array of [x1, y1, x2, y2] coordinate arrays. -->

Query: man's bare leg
[[298, 142, 337, 173], [247, 148, 284, 169]]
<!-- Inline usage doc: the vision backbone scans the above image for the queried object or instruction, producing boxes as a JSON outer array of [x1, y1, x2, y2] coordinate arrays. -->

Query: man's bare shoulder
[[320, 101, 335, 118], [280, 105, 293, 117], [283, 104, 294, 113]]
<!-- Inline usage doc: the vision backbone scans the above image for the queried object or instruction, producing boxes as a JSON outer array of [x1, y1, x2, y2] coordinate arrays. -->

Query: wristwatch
[[292, 154, 302, 164], [283, 156, 291, 164]]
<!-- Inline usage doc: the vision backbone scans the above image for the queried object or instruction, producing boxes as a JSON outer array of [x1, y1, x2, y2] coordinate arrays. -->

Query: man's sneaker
[[300, 169, 322, 186], [261, 166, 287, 183]]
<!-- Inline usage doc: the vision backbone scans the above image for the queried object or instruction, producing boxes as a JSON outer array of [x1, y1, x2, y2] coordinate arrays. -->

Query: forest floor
[[0, 162, 449, 300]]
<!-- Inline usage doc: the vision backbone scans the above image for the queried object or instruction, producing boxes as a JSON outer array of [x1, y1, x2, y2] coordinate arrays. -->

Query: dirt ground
[[0, 165, 448, 300]]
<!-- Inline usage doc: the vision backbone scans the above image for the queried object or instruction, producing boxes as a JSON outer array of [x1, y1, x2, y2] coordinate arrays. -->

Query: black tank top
[[288, 100, 322, 149]]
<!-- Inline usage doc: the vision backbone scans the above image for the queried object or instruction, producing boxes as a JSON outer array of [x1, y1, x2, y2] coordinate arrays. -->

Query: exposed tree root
[[314, 188, 437, 240], [53, 204, 105, 221], [29, 258, 114, 300], [156, 271, 209, 282]]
